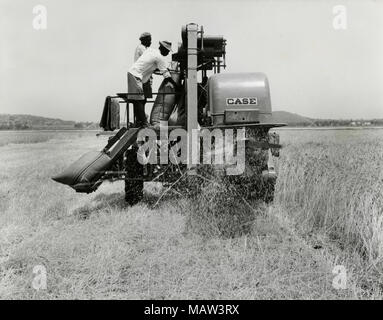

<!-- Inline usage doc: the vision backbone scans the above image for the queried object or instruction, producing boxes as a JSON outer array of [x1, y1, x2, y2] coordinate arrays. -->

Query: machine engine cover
[[208, 72, 273, 125]]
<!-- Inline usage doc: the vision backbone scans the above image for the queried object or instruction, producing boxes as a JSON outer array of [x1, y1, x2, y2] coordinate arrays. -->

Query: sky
[[1, 0, 382, 121]]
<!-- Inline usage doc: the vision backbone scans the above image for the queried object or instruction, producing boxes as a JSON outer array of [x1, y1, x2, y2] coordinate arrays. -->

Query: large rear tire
[[124, 148, 144, 206], [228, 127, 275, 203], [262, 178, 276, 204]]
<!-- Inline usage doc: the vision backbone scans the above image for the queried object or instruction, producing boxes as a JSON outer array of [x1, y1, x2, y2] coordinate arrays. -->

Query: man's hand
[[164, 77, 180, 89], [164, 77, 174, 84]]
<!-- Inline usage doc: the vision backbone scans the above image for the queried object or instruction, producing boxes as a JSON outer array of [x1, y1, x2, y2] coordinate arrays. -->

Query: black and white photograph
[[0, 0, 382, 304]]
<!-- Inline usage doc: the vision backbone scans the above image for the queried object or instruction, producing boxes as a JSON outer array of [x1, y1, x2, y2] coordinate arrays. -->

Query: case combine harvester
[[53, 23, 285, 206]]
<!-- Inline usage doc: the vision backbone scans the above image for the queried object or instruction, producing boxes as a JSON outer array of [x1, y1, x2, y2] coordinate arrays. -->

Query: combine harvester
[[53, 23, 285, 205]]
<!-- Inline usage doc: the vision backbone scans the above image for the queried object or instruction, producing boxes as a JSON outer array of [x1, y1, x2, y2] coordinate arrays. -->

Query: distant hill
[[0, 114, 98, 130], [2, 111, 313, 129], [272, 111, 314, 126], [271, 111, 383, 127], [1, 112, 382, 130]]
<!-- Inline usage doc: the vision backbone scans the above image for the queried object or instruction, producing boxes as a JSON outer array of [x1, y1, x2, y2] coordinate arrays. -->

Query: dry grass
[[182, 176, 265, 238], [0, 131, 95, 147], [274, 129, 383, 297], [0, 129, 382, 299]]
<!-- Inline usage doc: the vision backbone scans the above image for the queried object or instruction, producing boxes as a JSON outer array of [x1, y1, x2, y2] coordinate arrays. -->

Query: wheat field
[[0, 128, 382, 299]]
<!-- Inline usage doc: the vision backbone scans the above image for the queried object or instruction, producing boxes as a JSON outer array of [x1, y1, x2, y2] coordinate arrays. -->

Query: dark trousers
[[133, 99, 148, 126]]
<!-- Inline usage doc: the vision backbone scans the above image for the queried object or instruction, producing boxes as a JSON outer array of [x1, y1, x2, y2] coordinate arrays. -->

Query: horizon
[[1, 110, 383, 123], [1, 0, 383, 121]]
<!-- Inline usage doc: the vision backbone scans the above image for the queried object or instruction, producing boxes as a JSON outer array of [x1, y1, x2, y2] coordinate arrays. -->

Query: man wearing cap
[[128, 40, 177, 127], [134, 32, 153, 104], [134, 32, 152, 62]]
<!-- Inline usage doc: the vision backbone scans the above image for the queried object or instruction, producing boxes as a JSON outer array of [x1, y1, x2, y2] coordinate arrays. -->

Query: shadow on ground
[[70, 187, 180, 219], [71, 192, 127, 219]]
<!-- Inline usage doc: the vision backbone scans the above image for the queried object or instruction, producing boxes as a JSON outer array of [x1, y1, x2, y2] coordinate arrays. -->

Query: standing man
[[134, 32, 153, 103], [128, 41, 177, 127], [134, 32, 151, 62]]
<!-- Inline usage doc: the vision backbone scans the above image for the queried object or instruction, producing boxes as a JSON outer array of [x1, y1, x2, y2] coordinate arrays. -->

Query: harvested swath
[[179, 174, 263, 238]]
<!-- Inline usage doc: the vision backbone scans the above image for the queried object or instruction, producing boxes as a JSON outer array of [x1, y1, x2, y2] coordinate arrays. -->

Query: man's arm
[[155, 55, 180, 89], [156, 56, 171, 79], [134, 46, 144, 62]]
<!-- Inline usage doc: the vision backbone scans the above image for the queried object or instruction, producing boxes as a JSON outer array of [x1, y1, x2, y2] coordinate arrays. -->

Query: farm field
[[0, 128, 382, 299]]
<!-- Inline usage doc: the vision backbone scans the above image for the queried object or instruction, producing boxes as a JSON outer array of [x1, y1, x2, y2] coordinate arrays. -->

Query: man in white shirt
[[128, 40, 177, 126], [134, 32, 151, 62], [134, 32, 153, 101]]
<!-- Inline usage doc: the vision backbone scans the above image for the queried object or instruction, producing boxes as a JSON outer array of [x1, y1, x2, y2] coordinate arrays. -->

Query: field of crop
[[0, 128, 382, 299]]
